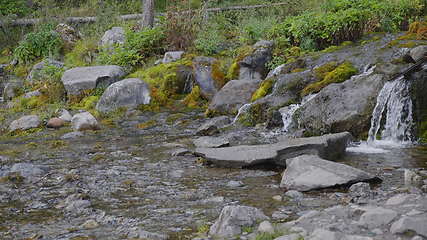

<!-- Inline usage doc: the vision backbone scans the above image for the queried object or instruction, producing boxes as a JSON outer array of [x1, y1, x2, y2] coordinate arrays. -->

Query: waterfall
[[232, 103, 252, 124], [368, 76, 414, 144], [280, 94, 317, 132]]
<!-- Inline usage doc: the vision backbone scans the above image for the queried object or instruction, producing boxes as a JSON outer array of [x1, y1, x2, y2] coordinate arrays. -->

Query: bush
[[125, 27, 166, 57], [0, 0, 31, 16], [195, 23, 227, 55], [239, 15, 277, 44], [97, 46, 142, 70], [32, 63, 66, 103], [13, 25, 63, 63], [65, 39, 98, 67]]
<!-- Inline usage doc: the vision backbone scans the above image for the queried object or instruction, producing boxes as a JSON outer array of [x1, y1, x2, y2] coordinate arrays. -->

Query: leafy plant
[[65, 39, 98, 67], [13, 24, 63, 63], [195, 23, 227, 55], [0, 0, 31, 16]]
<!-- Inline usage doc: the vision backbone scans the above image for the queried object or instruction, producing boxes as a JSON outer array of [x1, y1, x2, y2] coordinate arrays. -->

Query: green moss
[[64, 39, 98, 67], [136, 120, 157, 129], [226, 62, 240, 80], [251, 79, 275, 102], [291, 68, 306, 73], [313, 61, 339, 81], [237, 103, 266, 127], [204, 108, 221, 118], [302, 61, 357, 96], [397, 41, 418, 48], [166, 113, 186, 125], [183, 86, 206, 109]]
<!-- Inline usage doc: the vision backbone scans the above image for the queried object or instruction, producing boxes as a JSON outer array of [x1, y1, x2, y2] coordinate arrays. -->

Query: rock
[[58, 194, 91, 214], [226, 180, 244, 188], [132, 230, 168, 240], [343, 235, 373, 240], [274, 234, 302, 240], [27, 59, 64, 82], [71, 112, 99, 131], [55, 23, 81, 47], [308, 229, 339, 240], [409, 45, 427, 62], [196, 116, 231, 136], [96, 78, 151, 113], [59, 109, 73, 122], [100, 27, 125, 47], [9, 115, 41, 132], [61, 131, 84, 139], [297, 72, 387, 138], [193, 136, 230, 148], [280, 155, 379, 191], [207, 79, 261, 115], [349, 182, 373, 204], [358, 207, 398, 228], [23, 90, 41, 99], [209, 205, 268, 238], [284, 190, 303, 200], [239, 40, 274, 81], [46, 117, 65, 128], [192, 56, 224, 100], [61, 65, 126, 96], [10, 163, 45, 179], [390, 214, 427, 237], [404, 169, 423, 187], [163, 51, 184, 64], [194, 132, 352, 168], [3, 78, 24, 101], [82, 219, 99, 229], [258, 220, 274, 234], [171, 148, 190, 156], [386, 194, 412, 206]]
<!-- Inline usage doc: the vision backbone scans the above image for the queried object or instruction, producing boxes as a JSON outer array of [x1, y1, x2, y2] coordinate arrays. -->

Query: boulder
[[207, 80, 260, 115], [23, 90, 41, 99], [239, 40, 274, 81], [162, 51, 184, 64], [280, 155, 379, 191], [307, 229, 339, 240], [349, 182, 373, 204], [27, 59, 64, 82], [9, 115, 41, 132], [194, 132, 352, 168], [47, 117, 65, 128], [196, 116, 231, 136], [58, 109, 73, 122], [96, 78, 151, 113], [61, 131, 84, 140], [297, 72, 387, 137], [390, 214, 427, 237], [61, 65, 126, 96], [3, 78, 24, 101], [71, 112, 99, 131], [9, 163, 45, 181], [409, 45, 427, 62], [209, 205, 268, 238], [258, 220, 274, 234], [358, 207, 398, 228], [192, 56, 224, 100], [99, 27, 125, 47], [193, 136, 230, 148]]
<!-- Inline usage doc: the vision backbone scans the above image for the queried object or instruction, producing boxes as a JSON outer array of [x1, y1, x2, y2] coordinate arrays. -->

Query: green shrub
[[31, 63, 66, 103], [0, 0, 31, 16], [125, 27, 166, 58], [239, 15, 277, 44], [65, 39, 98, 67], [195, 23, 227, 56], [13, 25, 63, 63], [97, 46, 142, 70]]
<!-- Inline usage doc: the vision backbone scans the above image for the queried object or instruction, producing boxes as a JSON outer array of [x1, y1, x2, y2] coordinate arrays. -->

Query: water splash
[[368, 76, 414, 144], [280, 93, 317, 132], [232, 103, 252, 124]]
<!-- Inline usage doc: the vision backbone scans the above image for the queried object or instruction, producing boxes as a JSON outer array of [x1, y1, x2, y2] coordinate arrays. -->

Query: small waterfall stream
[[368, 76, 414, 144], [280, 94, 318, 132]]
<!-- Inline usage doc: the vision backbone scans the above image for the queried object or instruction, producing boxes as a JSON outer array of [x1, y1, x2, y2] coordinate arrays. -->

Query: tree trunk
[[142, 0, 155, 28]]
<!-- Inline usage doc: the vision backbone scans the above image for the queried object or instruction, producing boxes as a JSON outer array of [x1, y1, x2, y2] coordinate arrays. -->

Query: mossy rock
[[251, 79, 275, 102], [302, 61, 358, 96]]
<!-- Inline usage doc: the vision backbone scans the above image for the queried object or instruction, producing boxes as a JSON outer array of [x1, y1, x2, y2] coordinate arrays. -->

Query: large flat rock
[[194, 132, 352, 168], [280, 155, 379, 191]]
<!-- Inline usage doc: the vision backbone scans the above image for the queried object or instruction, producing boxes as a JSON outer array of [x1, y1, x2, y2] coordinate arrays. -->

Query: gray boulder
[[61, 131, 84, 139], [195, 132, 352, 168], [280, 155, 379, 191], [96, 78, 151, 113], [100, 27, 125, 47], [409, 45, 427, 62], [196, 116, 231, 136], [207, 80, 260, 115], [71, 112, 99, 131], [27, 59, 64, 82], [10, 163, 45, 180], [358, 207, 398, 229], [209, 205, 268, 238], [9, 115, 41, 132], [193, 136, 230, 148], [349, 182, 373, 204], [163, 51, 184, 64], [23, 90, 41, 99], [58, 109, 73, 122], [61, 65, 126, 96], [3, 78, 24, 101], [192, 56, 224, 100], [390, 214, 427, 237], [239, 40, 274, 81], [297, 72, 387, 138]]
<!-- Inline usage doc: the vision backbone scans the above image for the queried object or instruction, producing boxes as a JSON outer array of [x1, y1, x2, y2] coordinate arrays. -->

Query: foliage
[[302, 61, 357, 96], [125, 27, 166, 58], [183, 86, 206, 108], [13, 24, 63, 63], [97, 46, 142, 70], [195, 23, 227, 55], [0, 0, 31, 16], [164, 6, 199, 50], [65, 39, 98, 67], [251, 79, 275, 102], [406, 21, 427, 40], [239, 15, 277, 44], [35, 63, 66, 103]]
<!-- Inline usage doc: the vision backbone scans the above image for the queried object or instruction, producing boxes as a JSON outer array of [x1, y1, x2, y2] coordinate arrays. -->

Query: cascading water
[[280, 93, 317, 133], [367, 76, 414, 144], [232, 103, 252, 124]]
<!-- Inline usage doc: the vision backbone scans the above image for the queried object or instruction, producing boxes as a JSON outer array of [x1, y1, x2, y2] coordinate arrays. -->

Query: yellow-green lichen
[[136, 120, 157, 129], [251, 79, 275, 102], [183, 86, 206, 109], [302, 61, 357, 96]]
